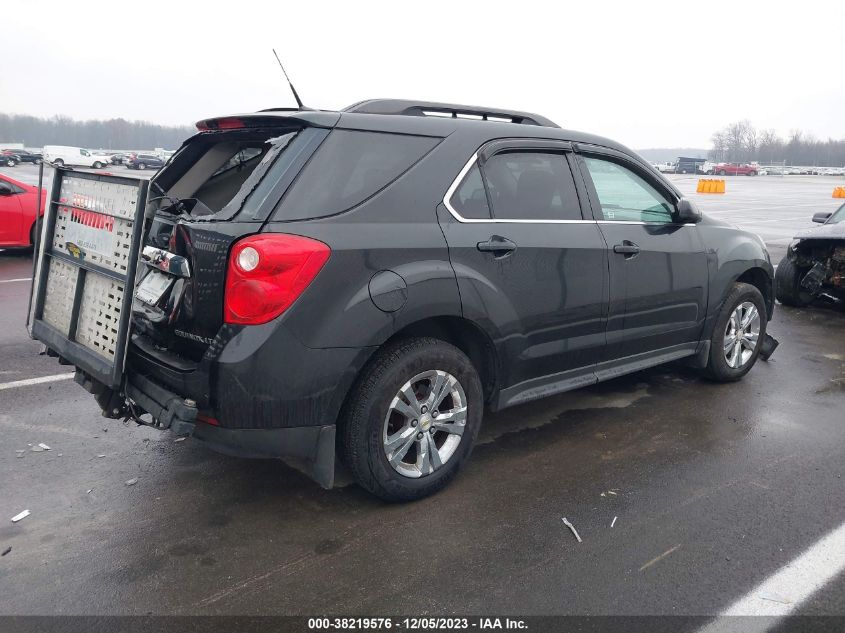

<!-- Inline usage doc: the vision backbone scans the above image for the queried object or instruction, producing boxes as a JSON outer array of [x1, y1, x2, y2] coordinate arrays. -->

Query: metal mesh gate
[[30, 170, 148, 388]]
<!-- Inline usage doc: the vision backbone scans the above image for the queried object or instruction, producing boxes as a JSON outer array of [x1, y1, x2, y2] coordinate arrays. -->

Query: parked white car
[[42, 146, 111, 168], [817, 167, 845, 176], [653, 162, 676, 173]]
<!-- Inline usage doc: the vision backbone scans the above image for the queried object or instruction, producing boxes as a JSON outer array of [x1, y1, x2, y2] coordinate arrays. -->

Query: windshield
[[828, 203, 845, 224]]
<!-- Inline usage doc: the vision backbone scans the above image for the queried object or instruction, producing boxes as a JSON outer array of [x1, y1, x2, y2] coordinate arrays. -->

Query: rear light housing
[[196, 117, 246, 131], [224, 234, 331, 325]]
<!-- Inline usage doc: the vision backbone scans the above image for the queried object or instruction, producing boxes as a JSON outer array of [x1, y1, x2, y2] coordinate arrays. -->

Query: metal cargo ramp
[[29, 169, 148, 389]]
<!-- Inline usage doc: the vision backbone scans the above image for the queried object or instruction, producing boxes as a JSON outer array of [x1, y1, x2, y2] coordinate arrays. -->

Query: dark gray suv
[[119, 99, 775, 501]]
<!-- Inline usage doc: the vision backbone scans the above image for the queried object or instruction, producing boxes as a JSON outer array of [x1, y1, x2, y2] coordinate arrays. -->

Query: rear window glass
[[449, 164, 490, 219], [275, 130, 439, 220], [483, 152, 582, 221], [155, 132, 298, 217]]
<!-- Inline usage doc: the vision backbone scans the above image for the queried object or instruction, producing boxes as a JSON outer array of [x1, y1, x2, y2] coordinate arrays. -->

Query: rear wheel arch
[[380, 316, 498, 406], [342, 315, 498, 414]]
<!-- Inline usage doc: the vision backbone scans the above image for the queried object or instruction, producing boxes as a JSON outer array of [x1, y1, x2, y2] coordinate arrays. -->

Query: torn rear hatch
[[132, 122, 331, 362]]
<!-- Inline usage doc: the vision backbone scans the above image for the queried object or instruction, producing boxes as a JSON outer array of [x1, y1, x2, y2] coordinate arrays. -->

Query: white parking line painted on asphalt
[[0, 277, 32, 284], [698, 519, 845, 632], [0, 373, 74, 391]]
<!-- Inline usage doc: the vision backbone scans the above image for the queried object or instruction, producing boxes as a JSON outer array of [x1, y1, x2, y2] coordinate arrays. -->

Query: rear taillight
[[224, 234, 330, 325]]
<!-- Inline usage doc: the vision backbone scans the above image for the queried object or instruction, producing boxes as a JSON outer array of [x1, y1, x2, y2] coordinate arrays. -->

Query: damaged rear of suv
[[123, 107, 449, 491], [776, 203, 845, 306]]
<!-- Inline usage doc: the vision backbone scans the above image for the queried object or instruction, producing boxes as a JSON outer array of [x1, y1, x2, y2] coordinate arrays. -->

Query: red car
[[0, 174, 47, 248], [713, 162, 758, 176]]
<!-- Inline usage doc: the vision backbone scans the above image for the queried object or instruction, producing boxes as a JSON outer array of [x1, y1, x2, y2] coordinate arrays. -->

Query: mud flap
[[191, 423, 337, 489]]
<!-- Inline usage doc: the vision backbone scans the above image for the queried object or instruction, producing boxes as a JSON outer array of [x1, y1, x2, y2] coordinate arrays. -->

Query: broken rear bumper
[[124, 370, 337, 488]]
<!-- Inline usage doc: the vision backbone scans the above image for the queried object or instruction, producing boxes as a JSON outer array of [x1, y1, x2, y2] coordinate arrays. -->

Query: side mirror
[[675, 198, 702, 224], [812, 211, 832, 224], [0, 182, 13, 196]]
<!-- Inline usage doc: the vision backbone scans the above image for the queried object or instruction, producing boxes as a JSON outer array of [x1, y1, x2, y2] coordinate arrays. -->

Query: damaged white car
[[776, 203, 845, 306]]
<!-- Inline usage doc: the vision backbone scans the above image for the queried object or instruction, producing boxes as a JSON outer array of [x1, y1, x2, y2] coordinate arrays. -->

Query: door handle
[[477, 236, 517, 258], [613, 241, 640, 257]]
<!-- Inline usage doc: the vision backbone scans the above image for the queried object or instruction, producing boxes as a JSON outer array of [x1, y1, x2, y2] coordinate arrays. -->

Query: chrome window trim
[[442, 153, 696, 227]]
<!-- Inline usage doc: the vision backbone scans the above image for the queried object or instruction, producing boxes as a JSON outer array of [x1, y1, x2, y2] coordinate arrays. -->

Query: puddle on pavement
[[477, 382, 651, 446]]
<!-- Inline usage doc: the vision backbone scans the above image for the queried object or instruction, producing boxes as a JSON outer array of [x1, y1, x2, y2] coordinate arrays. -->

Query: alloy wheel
[[382, 369, 468, 478], [723, 301, 760, 368]]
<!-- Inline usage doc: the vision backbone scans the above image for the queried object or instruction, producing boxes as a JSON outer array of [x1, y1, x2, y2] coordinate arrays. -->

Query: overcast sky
[[4, 0, 844, 149]]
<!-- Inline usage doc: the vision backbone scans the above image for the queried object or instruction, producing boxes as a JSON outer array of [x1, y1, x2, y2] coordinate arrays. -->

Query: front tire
[[339, 337, 483, 502], [718, 170, 727, 176], [704, 282, 767, 382], [93, 161, 103, 169], [138, 163, 146, 170], [775, 255, 813, 307], [53, 159, 64, 167]]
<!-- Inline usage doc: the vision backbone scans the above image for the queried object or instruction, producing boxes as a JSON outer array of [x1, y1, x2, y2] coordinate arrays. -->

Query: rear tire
[[138, 163, 146, 170], [703, 282, 767, 382], [53, 159, 64, 167], [339, 337, 483, 502], [718, 170, 727, 176], [775, 255, 813, 307]]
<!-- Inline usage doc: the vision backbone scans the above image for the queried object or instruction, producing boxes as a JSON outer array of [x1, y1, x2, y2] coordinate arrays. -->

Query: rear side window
[[482, 152, 582, 221], [275, 130, 439, 220], [449, 164, 490, 219]]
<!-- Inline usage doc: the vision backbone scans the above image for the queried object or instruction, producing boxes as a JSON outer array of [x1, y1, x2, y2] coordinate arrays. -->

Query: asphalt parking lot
[[1, 165, 844, 623]]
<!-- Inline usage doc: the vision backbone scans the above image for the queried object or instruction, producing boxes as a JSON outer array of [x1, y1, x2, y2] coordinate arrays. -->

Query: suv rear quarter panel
[[268, 131, 482, 350]]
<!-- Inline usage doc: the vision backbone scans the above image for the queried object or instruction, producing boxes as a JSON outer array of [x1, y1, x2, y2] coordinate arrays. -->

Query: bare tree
[[744, 126, 758, 161], [709, 121, 845, 167], [710, 131, 727, 161], [724, 120, 753, 161]]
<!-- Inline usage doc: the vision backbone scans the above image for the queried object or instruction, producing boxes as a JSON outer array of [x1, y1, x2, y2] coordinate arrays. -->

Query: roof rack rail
[[343, 99, 559, 128]]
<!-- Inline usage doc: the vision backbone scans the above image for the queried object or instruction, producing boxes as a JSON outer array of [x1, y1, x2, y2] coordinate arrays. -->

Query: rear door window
[[481, 151, 582, 221], [275, 130, 440, 221]]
